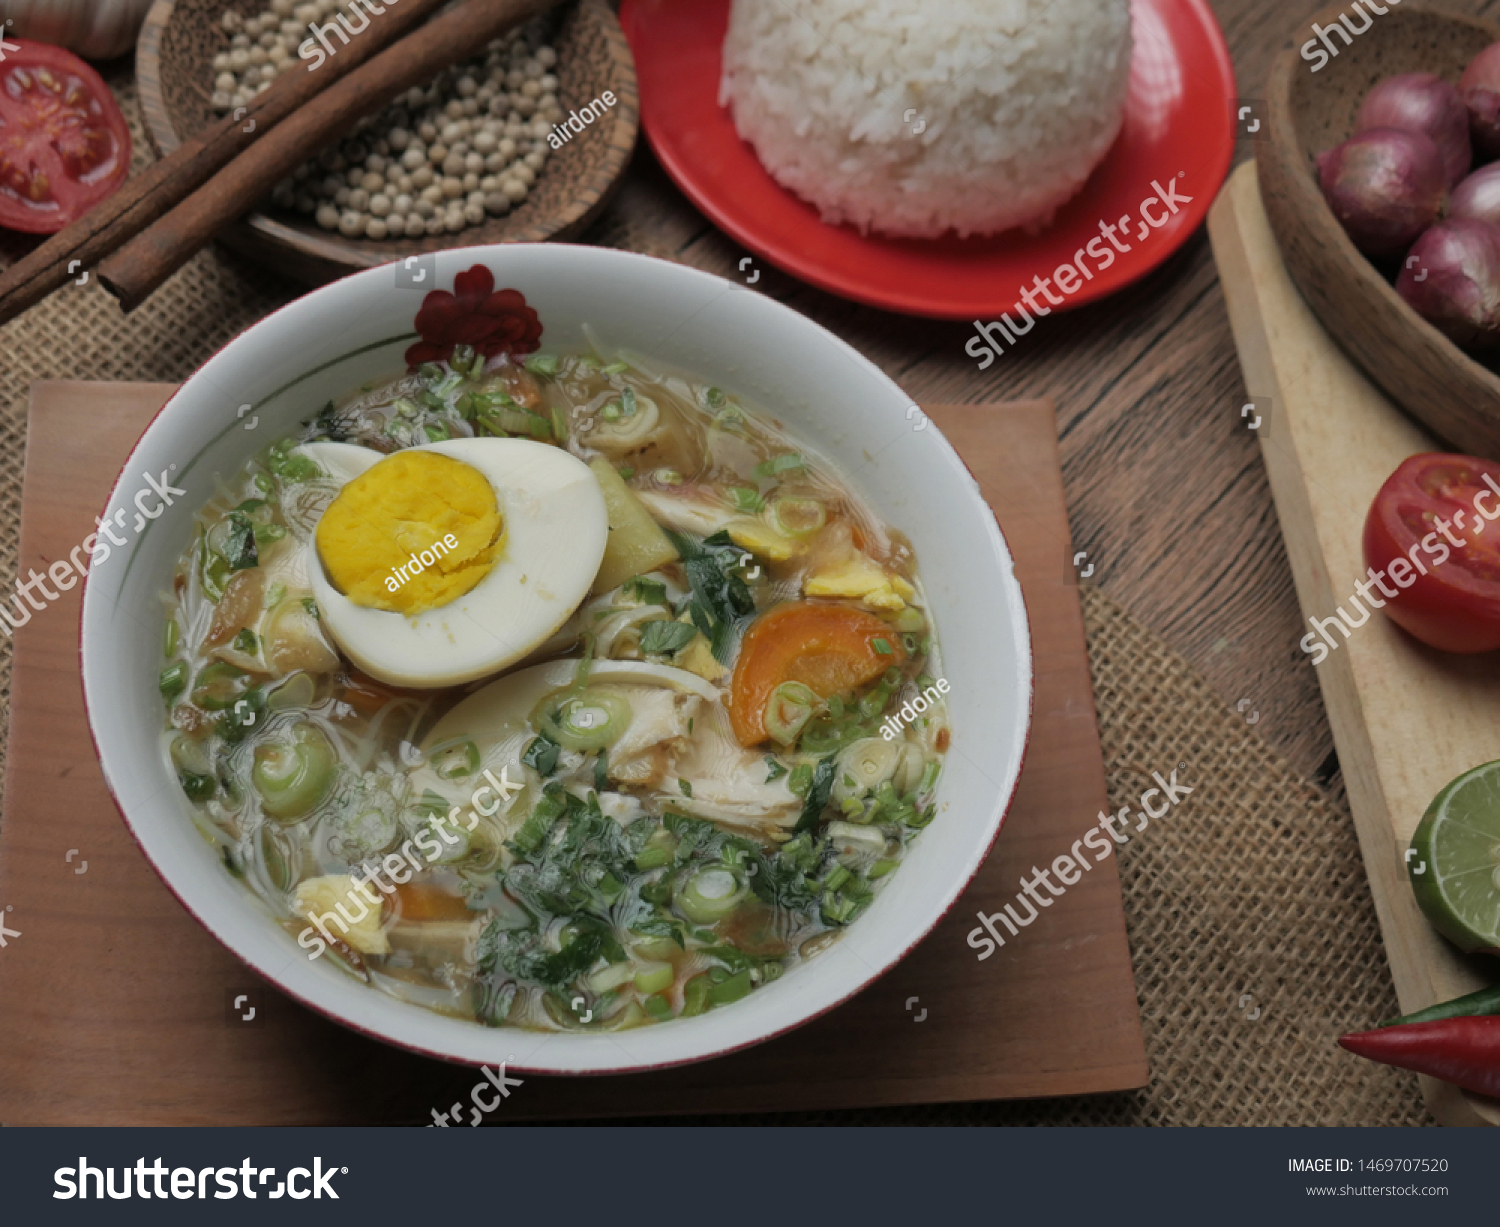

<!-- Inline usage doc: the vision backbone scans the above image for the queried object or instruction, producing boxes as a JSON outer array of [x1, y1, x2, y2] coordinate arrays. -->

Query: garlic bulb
[[4, 0, 155, 61]]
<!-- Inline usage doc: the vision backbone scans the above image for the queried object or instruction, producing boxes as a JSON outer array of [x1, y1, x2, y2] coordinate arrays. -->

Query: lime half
[[1410, 759, 1500, 955]]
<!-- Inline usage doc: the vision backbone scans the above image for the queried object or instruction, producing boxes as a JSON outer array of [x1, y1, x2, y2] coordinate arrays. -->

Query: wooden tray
[[0, 383, 1146, 1125], [1210, 162, 1500, 1128]]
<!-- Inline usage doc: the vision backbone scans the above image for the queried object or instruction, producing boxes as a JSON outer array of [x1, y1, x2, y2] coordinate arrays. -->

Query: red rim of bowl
[[619, 0, 1238, 319]]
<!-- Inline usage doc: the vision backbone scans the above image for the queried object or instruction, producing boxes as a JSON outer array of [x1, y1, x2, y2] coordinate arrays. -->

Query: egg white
[[295, 438, 608, 688]]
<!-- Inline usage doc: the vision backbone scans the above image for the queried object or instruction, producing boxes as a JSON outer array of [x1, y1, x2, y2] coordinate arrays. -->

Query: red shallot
[[1356, 72, 1472, 187], [1316, 128, 1448, 258], [1395, 216, 1500, 351]]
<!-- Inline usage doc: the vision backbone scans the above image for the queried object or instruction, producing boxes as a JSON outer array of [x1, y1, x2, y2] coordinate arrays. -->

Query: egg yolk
[[315, 451, 503, 615]]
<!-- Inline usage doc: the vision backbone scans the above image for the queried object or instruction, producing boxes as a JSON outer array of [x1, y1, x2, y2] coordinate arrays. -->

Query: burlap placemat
[[0, 71, 1425, 1126]]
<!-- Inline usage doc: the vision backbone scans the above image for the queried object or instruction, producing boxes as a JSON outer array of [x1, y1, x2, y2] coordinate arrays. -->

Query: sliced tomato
[[1362, 453, 1500, 654], [0, 40, 130, 234]]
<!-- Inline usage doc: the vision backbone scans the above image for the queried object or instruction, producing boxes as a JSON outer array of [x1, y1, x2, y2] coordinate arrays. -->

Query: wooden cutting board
[[0, 383, 1146, 1125], [1210, 162, 1500, 1128]]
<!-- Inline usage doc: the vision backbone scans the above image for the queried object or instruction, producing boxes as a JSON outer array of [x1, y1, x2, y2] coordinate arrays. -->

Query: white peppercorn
[[339, 211, 366, 237], [316, 204, 340, 230], [366, 218, 389, 241], [369, 193, 392, 218], [348, 188, 370, 212]]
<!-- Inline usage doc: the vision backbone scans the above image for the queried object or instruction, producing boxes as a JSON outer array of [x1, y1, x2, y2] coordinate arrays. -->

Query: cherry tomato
[[1363, 453, 1500, 653], [0, 40, 131, 234]]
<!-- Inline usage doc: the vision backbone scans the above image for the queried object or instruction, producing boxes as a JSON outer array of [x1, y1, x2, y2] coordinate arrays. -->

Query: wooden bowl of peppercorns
[[137, 0, 637, 285]]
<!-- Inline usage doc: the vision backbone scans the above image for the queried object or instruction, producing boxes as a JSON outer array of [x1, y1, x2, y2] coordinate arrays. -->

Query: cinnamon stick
[[0, 0, 455, 328], [100, 0, 557, 313]]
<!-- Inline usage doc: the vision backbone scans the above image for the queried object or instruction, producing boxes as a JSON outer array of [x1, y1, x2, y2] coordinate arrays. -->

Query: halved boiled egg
[[297, 438, 607, 687]]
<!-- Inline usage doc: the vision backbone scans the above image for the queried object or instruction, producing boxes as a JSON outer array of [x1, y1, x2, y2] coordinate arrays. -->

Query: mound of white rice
[[719, 0, 1133, 240]]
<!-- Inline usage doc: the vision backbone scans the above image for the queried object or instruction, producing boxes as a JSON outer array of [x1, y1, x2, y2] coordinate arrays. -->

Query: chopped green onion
[[870, 858, 899, 879], [764, 681, 817, 746], [594, 749, 608, 793], [873, 638, 893, 656], [642, 993, 673, 1021], [769, 496, 826, 538], [512, 786, 567, 854], [429, 736, 481, 780], [917, 760, 941, 795], [251, 723, 337, 821], [634, 962, 673, 995], [788, 763, 813, 797], [706, 968, 754, 1006], [534, 687, 632, 752], [764, 757, 788, 783], [892, 607, 925, 633], [423, 421, 451, 442], [617, 465, 635, 481], [754, 452, 806, 479], [418, 362, 444, 383], [265, 581, 286, 609], [681, 974, 712, 1017], [726, 486, 763, 513], [675, 866, 747, 924], [524, 353, 559, 377], [601, 401, 622, 422], [159, 661, 188, 704], [624, 576, 668, 607], [602, 360, 629, 375], [231, 628, 259, 655], [704, 387, 727, 408], [190, 661, 252, 711], [679, 778, 693, 798]]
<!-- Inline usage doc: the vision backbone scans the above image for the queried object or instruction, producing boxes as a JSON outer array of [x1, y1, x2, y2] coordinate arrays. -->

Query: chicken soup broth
[[159, 348, 948, 1031]]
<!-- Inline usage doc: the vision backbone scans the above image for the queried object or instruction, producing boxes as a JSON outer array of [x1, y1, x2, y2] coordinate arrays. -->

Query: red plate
[[619, 0, 1237, 319]]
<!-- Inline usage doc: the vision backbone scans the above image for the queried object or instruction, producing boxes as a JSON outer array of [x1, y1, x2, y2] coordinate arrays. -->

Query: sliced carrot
[[728, 600, 903, 746]]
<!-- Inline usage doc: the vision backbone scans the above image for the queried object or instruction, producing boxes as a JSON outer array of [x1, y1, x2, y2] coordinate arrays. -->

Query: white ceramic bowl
[[80, 244, 1032, 1074]]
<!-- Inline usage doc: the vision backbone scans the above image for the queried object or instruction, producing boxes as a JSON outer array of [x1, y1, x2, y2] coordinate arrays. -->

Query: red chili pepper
[[1339, 1016, 1500, 1097]]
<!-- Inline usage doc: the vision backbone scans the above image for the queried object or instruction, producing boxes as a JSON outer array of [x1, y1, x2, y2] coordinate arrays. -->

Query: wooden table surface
[[595, 0, 1500, 796]]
